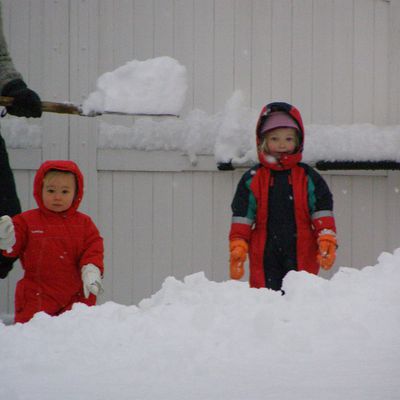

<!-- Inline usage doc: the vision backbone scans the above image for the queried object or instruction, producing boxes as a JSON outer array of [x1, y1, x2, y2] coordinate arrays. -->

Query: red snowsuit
[[230, 102, 336, 289], [3, 160, 104, 323]]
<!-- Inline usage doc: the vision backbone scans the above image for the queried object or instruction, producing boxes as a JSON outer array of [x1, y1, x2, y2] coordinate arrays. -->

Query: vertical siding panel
[[388, 0, 400, 124], [98, 0, 116, 74], [14, 171, 31, 211], [214, 0, 234, 111], [330, 175, 352, 269], [132, 173, 154, 304], [312, 0, 333, 123], [212, 172, 233, 282], [373, 1, 389, 125], [332, 0, 353, 124], [155, 0, 174, 56], [174, 0, 195, 113], [134, 0, 155, 59], [331, 176, 353, 267], [172, 173, 193, 279], [69, 0, 99, 217], [292, 0, 313, 122], [192, 172, 213, 279], [234, 0, 252, 107], [271, 0, 292, 101], [193, 0, 214, 112], [27, 1, 45, 94], [8, 0, 29, 77], [153, 173, 173, 290], [386, 171, 400, 253], [353, 0, 374, 123], [351, 176, 374, 268], [113, 0, 134, 65], [251, 0, 272, 109], [42, 0, 69, 160], [1, 0, 11, 38], [112, 173, 134, 304], [97, 172, 113, 304], [372, 177, 387, 262]]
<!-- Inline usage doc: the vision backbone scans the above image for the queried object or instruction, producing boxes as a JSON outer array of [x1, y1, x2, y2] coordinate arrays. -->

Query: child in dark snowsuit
[[0, 160, 104, 323], [229, 102, 337, 290]]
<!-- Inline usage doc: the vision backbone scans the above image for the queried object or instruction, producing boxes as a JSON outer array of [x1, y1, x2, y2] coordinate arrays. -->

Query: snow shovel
[[0, 96, 179, 118]]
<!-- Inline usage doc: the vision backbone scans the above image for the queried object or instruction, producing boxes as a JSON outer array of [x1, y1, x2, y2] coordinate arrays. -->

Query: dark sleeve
[[229, 167, 257, 241], [231, 169, 253, 217], [306, 165, 333, 212], [303, 164, 336, 234], [0, 135, 21, 216]]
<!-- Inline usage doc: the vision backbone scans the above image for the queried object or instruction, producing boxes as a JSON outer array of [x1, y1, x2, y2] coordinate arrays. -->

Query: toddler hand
[[230, 239, 248, 280], [81, 264, 104, 298], [317, 233, 337, 270], [0, 216, 16, 251]]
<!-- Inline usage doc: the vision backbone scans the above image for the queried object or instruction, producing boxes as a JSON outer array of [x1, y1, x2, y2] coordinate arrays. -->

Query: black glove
[[0, 254, 17, 279], [2, 79, 42, 118]]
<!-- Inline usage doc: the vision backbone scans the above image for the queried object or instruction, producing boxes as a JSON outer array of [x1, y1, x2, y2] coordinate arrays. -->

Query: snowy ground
[[1, 249, 399, 400]]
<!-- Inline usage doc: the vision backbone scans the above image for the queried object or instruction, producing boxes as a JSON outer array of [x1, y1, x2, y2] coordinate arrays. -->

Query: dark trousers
[[263, 238, 297, 291]]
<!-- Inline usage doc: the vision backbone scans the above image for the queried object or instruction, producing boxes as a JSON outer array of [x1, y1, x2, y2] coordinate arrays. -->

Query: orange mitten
[[317, 233, 337, 270], [229, 239, 248, 280]]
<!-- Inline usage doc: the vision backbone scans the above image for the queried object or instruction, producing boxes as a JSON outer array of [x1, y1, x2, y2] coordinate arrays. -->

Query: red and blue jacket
[[229, 102, 336, 288]]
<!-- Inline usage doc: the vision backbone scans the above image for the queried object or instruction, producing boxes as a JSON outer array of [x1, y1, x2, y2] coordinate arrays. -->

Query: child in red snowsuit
[[0, 160, 104, 323], [229, 102, 337, 290]]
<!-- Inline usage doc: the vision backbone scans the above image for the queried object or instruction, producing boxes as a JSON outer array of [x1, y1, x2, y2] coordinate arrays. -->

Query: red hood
[[256, 102, 305, 170], [33, 160, 84, 215]]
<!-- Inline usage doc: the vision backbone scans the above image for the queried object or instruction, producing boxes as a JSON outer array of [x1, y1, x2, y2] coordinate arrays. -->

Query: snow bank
[[1, 249, 399, 400]]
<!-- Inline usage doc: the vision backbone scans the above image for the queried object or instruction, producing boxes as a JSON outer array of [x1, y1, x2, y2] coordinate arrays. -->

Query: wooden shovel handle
[[0, 95, 83, 115], [0, 95, 179, 117]]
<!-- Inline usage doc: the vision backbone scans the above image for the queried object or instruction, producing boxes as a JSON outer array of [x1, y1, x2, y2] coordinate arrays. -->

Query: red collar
[[259, 152, 302, 170]]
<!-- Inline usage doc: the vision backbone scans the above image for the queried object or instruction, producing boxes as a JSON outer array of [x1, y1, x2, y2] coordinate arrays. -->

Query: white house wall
[[1, 0, 400, 314]]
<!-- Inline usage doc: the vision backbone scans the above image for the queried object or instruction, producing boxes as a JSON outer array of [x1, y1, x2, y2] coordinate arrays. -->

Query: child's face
[[42, 173, 76, 212], [263, 128, 298, 158]]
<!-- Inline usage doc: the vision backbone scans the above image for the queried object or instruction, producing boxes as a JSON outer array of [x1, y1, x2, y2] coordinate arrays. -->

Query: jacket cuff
[[229, 222, 252, 242]]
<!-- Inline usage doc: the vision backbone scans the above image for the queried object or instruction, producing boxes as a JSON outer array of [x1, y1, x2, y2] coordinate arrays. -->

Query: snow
[[81, 56, 187, 116], [2, 56, 400, 166], [97, 94, 400, 167], [1, 249, 399, 399]]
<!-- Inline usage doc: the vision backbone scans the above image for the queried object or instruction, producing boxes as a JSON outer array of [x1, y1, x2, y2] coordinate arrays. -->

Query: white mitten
[[0, 216, 16, 251], [81, 264, 104, 298]]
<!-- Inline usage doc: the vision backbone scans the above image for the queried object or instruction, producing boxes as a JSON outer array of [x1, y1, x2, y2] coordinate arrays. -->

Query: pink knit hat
[[260, 111, 298, 135]]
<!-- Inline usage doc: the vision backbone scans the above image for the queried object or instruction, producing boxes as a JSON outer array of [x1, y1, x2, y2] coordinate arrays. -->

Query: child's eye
[[62, 190, 70, 194]]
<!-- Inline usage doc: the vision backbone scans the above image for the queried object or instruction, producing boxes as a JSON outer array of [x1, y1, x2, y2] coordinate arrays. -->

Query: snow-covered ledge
[[97, 149, 392, 176], [97, 149, 218, 172]]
